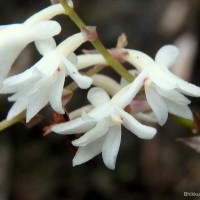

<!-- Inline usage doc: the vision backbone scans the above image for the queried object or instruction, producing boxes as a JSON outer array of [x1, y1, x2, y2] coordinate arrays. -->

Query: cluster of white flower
[[1, 3, 200, 169]]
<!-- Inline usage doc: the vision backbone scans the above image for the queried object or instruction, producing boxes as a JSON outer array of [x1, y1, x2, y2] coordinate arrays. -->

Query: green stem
[[60, 0, 134, 82], [169, 114, 195, 129], [0, 112, 25, 131]]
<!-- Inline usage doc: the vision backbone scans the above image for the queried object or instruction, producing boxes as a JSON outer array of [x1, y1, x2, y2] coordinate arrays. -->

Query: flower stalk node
[[81, 26, 98, 42]]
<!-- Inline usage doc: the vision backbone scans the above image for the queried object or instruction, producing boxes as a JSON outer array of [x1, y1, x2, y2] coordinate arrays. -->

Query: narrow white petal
[[35, 38, 56, 55], [164, 98, 193, 120], [150, 65, 177, 90], [72, 119, 109, 147], [145, 84, 168, 126], [35, 53, 60, 76], [48, 70, 65, 114], [24, 4, 65, 25], [73, 137, 104, 166], [56, 32, 86, 56], [87, 87, 110, 107], [124, 49, 154, 71], [26, 90, 49, 122], [175, 76, 200, 97], [52, 118, 95, 135], [67, 53, 78, 65], [155, 45, 179, 69], [28, 20, 61, 40], [111, 69, 148, 108], [62, 56, 93, 89], [102, 125, 121, 170], [92, 74, 121, 96], [134, 112, 158, 123], [1, 68, 40, 94], [77, 54, 106, 70], [120, 69, 138, 88], [119, 109, 157, 139], [156, 87, 191, 105], [7, 98, 29, 120], [89, 103, 112, 120]]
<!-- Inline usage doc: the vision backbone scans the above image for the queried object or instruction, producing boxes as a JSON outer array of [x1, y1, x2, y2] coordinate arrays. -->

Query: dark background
[[0, 0, 200, 199]]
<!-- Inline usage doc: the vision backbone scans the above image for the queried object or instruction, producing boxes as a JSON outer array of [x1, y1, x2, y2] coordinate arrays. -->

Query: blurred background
[[0, 0, 200, 199]]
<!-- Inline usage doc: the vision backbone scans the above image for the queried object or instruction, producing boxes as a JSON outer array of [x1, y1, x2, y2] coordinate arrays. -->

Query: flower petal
[[111, 69, 148, 108], [119, 109, 157, 139], [48, 68, 65, 114], [150, 65, 177, 90], [125, 49, 154, 71], [7, 98, 29, 120], [61, 56, 93, 89], [35, 38, 56, 55], [35, 52, 60, 76], [0, 68, 40, 94], [87, 87, 110, 107], [156, 87, 191, 105], [51, 118, 95, 135], [175, 76, 200, 97], [73, 137, 104, 166], [24, 4, 65, 25], [28, 20, 61, 40], [164, 98, 193, 120], [77, 54, 106, 70], [155, 45, 179, 69], [102, 125, 121, 170], [26, 90, 49, 122], [145, 84, 168, 126], [72, 119, 109, 147], [92, 74, 121, 96]]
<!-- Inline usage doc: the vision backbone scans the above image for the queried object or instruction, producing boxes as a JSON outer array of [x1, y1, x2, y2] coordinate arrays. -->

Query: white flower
[[1, 33, 93, 122], [52, 87, 156, 169], [0, 4, 65, 85], [124, 45, 200, 125]]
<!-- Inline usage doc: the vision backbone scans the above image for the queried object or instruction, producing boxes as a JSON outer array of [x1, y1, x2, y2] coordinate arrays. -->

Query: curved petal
[[119, 108, 157, 139], [7, 97, 29, 120], [48, 69, 65, 114], [155, 45, 179, 69], [92, 74, 121, 96], [26, 89, 49, 122], [145, 84, 168, 126], [111, 69, 148, 108], [61, 56, 93, 89], [51, 118, 95, 135], [150, 65, 177, 90], [175, 76, 200, 97], [156, 87, 191, 105], [35, 52, 60, 76], [73, 137, 104, 166], [35, 38, 56, 55], [87, 87, 110, 107], [27, 20, 61, 40], [164, 98, 193, 120], [102, 125, 121, 170], [77, 54, 106, 70], [24, 4, 65, 25], [125, 49, 154, 71], [72, 119, 109, 147], [89, 103, 112, 120]]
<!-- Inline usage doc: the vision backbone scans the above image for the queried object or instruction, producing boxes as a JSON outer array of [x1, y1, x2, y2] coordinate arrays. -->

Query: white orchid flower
[[0, 4, 65, 85], [124, 45, 200, 125], [52, 87, 156, 169], [1, 33, 93, 122]]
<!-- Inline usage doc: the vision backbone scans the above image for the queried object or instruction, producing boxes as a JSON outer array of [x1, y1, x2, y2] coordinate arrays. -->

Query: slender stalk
[[60, 0, 134, 82], [0, 112, 25, 131]]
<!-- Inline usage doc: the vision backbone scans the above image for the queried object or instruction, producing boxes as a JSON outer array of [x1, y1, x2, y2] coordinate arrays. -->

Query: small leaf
[[177, 136, 200, 153]]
